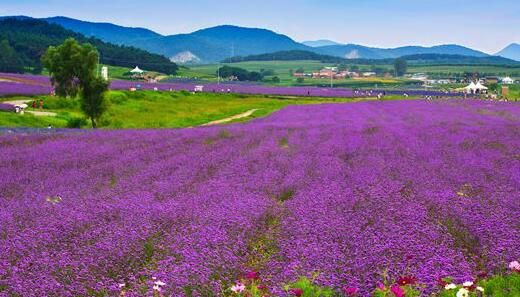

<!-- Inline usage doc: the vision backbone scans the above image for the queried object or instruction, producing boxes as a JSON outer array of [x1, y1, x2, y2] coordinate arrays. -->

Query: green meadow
[[0, 91, 375, 129]]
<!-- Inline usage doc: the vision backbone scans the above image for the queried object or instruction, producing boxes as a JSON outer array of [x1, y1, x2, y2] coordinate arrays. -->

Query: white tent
[[130, 66, 144, 74], [464, 82, 477, 93], [502, 77, 514, 84], [464, 81, 488, 94], [475, 82, 488, 91]]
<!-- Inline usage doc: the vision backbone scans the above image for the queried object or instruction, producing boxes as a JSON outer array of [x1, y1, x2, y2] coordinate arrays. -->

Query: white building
[[101, 66, 108, 81], [501, 77, 514, 84]]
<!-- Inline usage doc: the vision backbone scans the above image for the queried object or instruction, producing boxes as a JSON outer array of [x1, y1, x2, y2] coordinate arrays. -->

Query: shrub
[[66, 117, 87, 128]]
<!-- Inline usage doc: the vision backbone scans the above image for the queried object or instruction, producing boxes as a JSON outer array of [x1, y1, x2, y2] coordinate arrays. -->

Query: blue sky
[[1, 0, 518, 53]]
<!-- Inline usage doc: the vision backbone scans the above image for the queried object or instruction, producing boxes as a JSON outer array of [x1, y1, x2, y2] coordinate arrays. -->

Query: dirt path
[[3, 100, 57, 117], [26, 111, 57, 116], [200, 109, 259, 126]]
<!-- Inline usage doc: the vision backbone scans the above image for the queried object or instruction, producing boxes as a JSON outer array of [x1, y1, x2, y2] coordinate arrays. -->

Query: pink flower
[[343, 287, 359, 296], [289, 288, 304, 297], [509, 261, 520, 272], [390, 285, 405, 297], [245, 271, 260, 280], [231, 281, 245, 293], [376, 282, 385, 290], [397, 276, 417, 286]]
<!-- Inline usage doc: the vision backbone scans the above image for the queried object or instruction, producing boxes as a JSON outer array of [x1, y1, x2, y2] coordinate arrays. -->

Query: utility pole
[[97, 52, 100, 78], [330, 68, 333, 88]]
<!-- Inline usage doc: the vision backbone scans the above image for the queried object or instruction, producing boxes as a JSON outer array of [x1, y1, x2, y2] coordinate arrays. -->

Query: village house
[[501, 76, 515, 84]]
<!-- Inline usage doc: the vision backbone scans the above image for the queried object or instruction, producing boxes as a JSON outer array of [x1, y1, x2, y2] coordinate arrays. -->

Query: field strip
[[200, 109, 259, 126]]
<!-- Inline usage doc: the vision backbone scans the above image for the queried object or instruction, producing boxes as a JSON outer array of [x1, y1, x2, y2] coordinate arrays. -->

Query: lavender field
[[0, 99, 519, 296], [0, 72, 459, 98]]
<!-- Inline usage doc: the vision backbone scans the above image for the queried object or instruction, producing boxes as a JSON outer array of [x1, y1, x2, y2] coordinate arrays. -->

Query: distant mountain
[[4, 15, 504, 64], [496, 43, 520, 61], [0, 18, 178, 74], [316, 44, 489, 60], [302, 40, 342, 47], [134, 25, 311, 63], [43, 16, 162, 45], [36, 17, 311, 63]]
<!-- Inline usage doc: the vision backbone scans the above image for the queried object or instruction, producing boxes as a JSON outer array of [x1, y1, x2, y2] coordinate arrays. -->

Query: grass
[[0, 90, 373, 129], [0, 111, 69, 128]]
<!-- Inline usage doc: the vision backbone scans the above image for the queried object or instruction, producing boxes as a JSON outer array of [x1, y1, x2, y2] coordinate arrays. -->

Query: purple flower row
[[0, 72, 461, 98]]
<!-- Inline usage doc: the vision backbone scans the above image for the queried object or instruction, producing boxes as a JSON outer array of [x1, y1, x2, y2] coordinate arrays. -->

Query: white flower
[[118, 283, 125, 288], [154, 280, 166, 287], [445, 283, 457, 290], [231, 281, 245, 293], [462, 281, 473, 287], [509, 260, 520, 271], [476, 286, 485, 292], [456, 288, 469, 297], [153, 284, 161, 292]]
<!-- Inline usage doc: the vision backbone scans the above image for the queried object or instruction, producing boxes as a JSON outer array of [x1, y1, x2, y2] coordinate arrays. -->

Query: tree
[[42, 38, 98, 97], [247, 71, 263, 81], [296, 77, 305, 84], [394, 58, 407, 77], [81, 77, 109, 128], [272, 76, 281, 83], [216, 66, 264, 82], [42, 38, 108, 128], [0, 40, 24, 73]]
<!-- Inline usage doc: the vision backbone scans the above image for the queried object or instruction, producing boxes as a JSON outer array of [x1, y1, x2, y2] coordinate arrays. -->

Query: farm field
[[1, 99, 519, 296], [186, 61, 520, 86]]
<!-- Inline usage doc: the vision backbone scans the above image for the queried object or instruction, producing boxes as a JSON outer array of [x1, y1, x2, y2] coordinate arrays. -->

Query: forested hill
[[223, 50, 344, 63], [0, 18, 178, 74], [223, 50, 520, 66]]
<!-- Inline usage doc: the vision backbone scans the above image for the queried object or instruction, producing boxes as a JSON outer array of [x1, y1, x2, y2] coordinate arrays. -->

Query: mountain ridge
[[496, 43, 520, 61], [2, 15, 513, 64]]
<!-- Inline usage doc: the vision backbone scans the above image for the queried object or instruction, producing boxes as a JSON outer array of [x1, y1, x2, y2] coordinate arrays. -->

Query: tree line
[[0, 18, 178, 75]]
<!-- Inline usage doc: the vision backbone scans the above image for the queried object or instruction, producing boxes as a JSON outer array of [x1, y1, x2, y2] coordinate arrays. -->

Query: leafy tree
[[81, 77, 109, 128], [248, 71, 263, 81], [42, 38, 98, 97], [296, 77, 305, 84], [272, 76, 281, 83], [295, 67, 305, 74], [42, 38, 108, 128], [216, 66, 264, 81], [0, 40, 24, 73], [337, 64, 348, 71], [394, 58, 407, 76]]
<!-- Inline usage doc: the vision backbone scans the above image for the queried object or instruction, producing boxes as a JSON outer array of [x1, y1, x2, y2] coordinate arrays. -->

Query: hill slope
[[316, 44, 489, 59], [496, 43, 520, 61], [0, 18, 178, 74], [223, 50, 344, 63], [44, 16, 162, 45], [224, 50, 519, 66], [302, 40, 341, 47]]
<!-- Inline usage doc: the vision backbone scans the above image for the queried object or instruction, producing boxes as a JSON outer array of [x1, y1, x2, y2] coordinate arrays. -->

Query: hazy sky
[[1, 0, 519, 53]]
